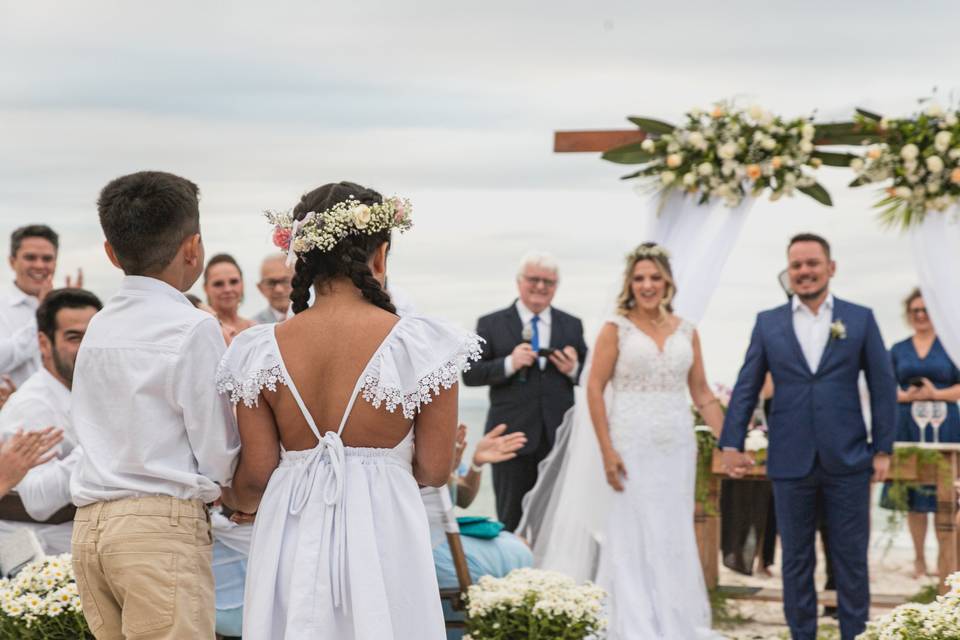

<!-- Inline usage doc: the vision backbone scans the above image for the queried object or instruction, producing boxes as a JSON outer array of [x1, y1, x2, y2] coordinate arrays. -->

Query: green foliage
[[881, 448, 948, 545], [708, 588, 750, 629], [909, 583, 940, 605]]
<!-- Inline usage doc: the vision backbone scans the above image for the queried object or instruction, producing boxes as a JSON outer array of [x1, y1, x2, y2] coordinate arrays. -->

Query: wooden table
[[695, 443, 960, 597]]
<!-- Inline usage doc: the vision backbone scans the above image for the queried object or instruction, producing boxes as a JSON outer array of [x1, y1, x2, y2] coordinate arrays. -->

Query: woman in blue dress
[[881, 288, 960, 577]]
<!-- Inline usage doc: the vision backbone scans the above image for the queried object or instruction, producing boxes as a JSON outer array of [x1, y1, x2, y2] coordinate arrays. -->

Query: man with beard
[[720, 233, 896, 640], [0, 288, 102, 553]]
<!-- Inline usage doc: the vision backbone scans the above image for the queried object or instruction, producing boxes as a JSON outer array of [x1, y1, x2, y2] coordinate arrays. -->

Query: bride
[[590, 243, 724, 638]]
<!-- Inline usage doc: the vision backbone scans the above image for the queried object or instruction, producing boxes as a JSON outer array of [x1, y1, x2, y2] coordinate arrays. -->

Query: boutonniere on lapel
[[830, 319, 847, 340]]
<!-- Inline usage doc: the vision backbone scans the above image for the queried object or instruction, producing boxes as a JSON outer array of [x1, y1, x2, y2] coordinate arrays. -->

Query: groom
[[720, 233, 896, 640]]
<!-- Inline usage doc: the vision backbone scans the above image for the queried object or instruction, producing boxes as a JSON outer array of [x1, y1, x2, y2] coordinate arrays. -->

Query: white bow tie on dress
[[288, 430, 348, 609]]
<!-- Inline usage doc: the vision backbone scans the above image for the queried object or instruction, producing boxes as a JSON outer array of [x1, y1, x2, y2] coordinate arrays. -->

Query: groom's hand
[[721, 449, 753, 479], [872, 453, 891, 483]]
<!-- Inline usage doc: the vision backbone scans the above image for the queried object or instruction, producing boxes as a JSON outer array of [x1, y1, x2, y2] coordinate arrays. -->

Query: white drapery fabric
[[645, 191, 754, 323], [911, 213, 960, 366], [517, 192, 752, 582]]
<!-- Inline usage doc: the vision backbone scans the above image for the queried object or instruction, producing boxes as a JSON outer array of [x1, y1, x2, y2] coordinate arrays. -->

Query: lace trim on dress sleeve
[[360, 332, 483, 420], [215, 363, 288, 409]]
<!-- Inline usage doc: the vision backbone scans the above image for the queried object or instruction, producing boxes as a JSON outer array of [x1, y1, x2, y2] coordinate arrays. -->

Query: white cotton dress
[[595, 316, 722, 640], [216, 316, 482, 640]]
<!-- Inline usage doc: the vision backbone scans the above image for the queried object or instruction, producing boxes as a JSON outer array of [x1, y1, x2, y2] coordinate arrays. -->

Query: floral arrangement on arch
[[849, 102, 960, 229], [0, 554, 91, 639], [463, 568, 606, 640], [857, 569, 960, 639], [604, 103, 845, 208]]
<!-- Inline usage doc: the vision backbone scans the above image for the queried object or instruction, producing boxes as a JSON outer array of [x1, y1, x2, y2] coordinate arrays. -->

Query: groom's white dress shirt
[[70, 276, 240, 507], [0, 285, 41, 386], [792, 293, 834, 373], [0, 368, 77, 553]]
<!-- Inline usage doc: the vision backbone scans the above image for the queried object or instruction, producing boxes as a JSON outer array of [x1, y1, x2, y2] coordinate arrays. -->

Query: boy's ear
[[103, 241, 123, 269], [182, 233, 203, 267]]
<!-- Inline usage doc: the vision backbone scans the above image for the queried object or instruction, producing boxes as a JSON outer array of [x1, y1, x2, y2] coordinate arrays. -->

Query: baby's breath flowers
[[0, 554, 90, 638], [857, 569, 960, 639], [464, 568, 606, 639], [605, 103, 836, 208], [266, 195, 413, 265], [850, 103, 960, 229]]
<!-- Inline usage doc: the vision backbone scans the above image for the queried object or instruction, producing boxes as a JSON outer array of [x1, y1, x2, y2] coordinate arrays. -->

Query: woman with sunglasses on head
[[881, 288, 960, 578]]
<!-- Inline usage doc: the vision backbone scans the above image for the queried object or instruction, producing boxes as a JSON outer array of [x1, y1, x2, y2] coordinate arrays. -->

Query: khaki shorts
[[71, 496, 215, 639]]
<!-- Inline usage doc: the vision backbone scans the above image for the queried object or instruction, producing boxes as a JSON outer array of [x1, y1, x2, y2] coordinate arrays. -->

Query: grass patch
[[709, 588, 751, 628]]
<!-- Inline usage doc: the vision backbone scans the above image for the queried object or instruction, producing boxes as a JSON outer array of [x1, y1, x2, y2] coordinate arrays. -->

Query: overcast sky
[[3, 0, 960, 394]]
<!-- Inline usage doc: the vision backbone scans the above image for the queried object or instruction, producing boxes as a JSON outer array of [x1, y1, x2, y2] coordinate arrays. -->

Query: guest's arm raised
[[687, 330, 724, 438], [221, 400, 281, 514], [0, 428, 63, 497], [588, 323, 625, 492], [412, 383, 459, 488]]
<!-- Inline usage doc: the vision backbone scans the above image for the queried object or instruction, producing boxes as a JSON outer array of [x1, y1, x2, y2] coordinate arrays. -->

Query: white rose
[[748, 104, 765, 121], [687, 131, 706, 149], [667, 142, 680, 153], [689, 107, 703, 118], [927, 182, 941, 194], [641, 139, 655, 152], [682, 172, 696, 186], [351, 204, 372, 228], [744, 429, 768, 453], [950, 148, 960, 160], [799, 140, 814, 154], [718, 142, 738, 160], [850, 158, 864, 172], [762, 137, 777, 151], [666, 153, 683, 168], [894, 186, 912, 198], [901, 143, 920, 160], [935, 131, 953, 153], [926, 155, 945, 173], [927, 103, 944, 118], [947, 113, 959, 127], [660, 171, 676, 185], [801, 123, 816, 141], [697, 162, 714, 176]]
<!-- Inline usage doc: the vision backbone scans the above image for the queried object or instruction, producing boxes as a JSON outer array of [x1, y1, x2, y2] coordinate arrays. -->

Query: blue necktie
[[530, 316, 541, 352]]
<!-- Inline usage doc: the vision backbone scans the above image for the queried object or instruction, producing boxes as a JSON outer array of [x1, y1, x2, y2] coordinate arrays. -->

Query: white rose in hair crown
[[266, 195, 414, 266]]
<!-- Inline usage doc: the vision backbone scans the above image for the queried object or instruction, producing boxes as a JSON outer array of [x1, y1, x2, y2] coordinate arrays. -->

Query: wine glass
[[912, 401, 932, 443], [930, 401, 948, 444]]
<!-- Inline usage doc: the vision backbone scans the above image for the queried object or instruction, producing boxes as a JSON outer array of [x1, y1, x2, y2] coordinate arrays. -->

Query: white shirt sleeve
[[503, 356, 515, 378], [0, 322, 38, 377], [19, 448, 81, 521], [173, 317, 241, 486]]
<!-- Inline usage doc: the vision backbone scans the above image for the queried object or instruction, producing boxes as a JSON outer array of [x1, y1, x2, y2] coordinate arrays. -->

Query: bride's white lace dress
[[596, 315, 720, 639]]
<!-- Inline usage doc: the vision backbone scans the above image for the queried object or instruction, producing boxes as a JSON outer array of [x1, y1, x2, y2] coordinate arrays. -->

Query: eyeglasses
[[522, 275, 557, 288], [909, 307, 928, 316], [260, 278, 292, 289]]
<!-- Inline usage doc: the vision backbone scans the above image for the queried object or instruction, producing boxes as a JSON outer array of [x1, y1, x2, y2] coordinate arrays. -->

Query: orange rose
[[885, 187, 897, 197], [746, 164, 762, 180], [711, 106, 724, 119], [771, 156, 783, 169], [951, 168, 960, 184]]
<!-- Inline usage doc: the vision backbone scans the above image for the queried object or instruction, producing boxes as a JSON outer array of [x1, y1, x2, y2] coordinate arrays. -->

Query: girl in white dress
[[217, 182, 481, 639], [588, 243, 725, 639]]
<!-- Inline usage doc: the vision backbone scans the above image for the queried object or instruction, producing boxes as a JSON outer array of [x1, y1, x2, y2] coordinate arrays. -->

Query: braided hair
[[288, 182, 397, 315]]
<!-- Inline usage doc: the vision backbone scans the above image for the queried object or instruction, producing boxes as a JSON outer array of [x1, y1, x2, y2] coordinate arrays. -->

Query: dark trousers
[[492, 432, 552, 531], [773, 465, 871, 640]]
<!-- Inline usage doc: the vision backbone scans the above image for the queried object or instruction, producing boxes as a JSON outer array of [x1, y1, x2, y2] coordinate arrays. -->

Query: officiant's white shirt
[[70, 276, 240, 506], [792, 293, 834, 373], [0, 367, 77, 553]]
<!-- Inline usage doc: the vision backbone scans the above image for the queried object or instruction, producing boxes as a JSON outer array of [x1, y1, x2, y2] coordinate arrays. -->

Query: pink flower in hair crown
[[272, 226, 292, 251]]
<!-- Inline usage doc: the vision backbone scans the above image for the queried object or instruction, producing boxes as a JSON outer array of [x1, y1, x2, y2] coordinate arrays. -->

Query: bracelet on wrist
[[469, 461, 484, 473]]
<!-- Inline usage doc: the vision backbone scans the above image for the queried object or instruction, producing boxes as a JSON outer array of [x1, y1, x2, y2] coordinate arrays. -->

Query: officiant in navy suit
[[462, 251, 587, 531], [720, 233, 896, 640]]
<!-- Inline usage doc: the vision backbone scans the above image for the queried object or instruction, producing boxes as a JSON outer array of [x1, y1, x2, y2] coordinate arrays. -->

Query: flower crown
[[266, 196, 413, 266], [628, 244, 670, 261]]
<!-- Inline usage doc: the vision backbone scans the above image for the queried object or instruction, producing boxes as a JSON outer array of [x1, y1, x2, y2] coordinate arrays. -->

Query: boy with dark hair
[[70, 171, 240, 639], [0, 288, 102, 554]]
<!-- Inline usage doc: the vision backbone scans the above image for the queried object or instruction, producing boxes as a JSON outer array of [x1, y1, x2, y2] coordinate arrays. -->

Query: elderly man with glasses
[[463, 251, 587, 531], [252, 254, 294, 324]]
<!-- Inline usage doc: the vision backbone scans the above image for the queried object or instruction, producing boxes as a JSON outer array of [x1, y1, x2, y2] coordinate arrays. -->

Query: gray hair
[[516, 251, 559, 280]]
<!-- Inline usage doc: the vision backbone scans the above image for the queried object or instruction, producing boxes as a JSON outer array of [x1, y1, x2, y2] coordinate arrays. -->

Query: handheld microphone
[[518, 325, 533, 383]]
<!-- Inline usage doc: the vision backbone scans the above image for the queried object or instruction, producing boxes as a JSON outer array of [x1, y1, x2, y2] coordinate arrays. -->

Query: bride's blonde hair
[[616, 243, 676, 315]]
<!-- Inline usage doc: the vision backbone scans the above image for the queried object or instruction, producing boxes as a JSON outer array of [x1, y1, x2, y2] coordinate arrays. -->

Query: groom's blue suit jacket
[[719, 297, 897, 480]]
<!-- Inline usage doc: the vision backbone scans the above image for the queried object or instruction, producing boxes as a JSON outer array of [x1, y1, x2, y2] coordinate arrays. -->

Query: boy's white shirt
[[70, 275, 240, 506]]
